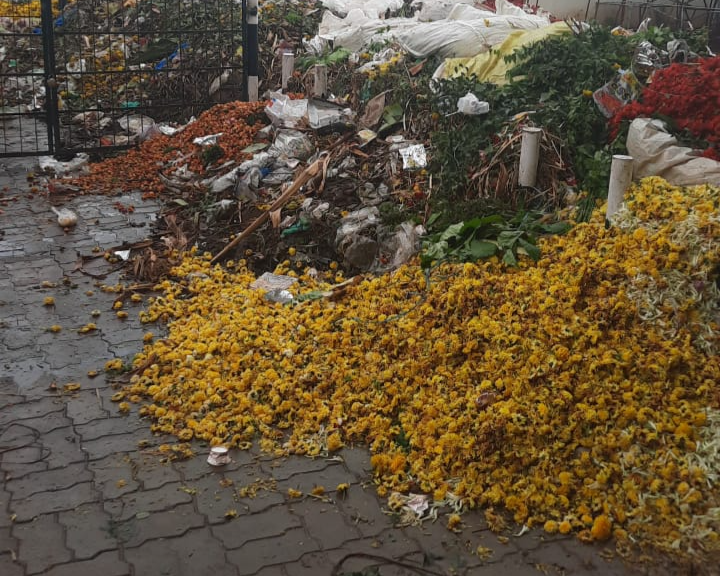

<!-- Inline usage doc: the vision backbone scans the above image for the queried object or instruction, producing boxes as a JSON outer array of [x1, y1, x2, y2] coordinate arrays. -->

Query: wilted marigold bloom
[[590, 515, 612, 541]]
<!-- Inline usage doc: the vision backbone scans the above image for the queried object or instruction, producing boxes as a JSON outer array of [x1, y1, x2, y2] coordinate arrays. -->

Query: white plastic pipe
[[247, 77, 259, 102], [313, 64, 328, 98], [607, 154, 634, 221], [518, 127, 542, 187], [281, 52, 294, 90]]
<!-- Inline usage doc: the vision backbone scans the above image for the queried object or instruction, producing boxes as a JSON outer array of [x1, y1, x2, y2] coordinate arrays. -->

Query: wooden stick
[[211, 157, 326, 263]]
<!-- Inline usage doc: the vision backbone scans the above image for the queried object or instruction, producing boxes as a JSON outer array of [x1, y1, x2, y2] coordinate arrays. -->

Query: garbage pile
[[122, 176, 720, 562], [40, 3, 720, 564]]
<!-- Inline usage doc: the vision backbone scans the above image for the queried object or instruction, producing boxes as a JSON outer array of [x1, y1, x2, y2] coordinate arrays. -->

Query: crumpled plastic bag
[[320, 0, 404, 18], [269, 130, 316, 162], [376, 221, 425, 271], [411, 0, 480, 22], [265, 92, 308, 129], [632, 40, 668, 79], [457, 92, 490, 115], [626, 118, 720, 186]]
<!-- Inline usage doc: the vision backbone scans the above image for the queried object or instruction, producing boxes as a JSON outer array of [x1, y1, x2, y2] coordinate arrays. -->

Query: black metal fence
[[1, 0, 244, 158]]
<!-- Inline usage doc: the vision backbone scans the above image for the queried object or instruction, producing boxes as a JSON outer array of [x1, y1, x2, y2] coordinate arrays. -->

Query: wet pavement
[[0, 153, 652, 576]]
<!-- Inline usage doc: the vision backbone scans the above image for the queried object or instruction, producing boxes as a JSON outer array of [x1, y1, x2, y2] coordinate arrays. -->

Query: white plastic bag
[[411, 0, 480, 22], [265, 92, 308, 129], [320, 0, 404, 18], [626, 118, 720, 186], [457, 93, 490, 115], [398, 15, 550, 58]]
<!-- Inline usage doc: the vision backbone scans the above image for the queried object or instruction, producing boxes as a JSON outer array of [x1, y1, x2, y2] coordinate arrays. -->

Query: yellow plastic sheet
[[442, 21, 571, 84]]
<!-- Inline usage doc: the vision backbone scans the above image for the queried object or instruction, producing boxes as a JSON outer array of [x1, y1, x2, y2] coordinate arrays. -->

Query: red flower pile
[[610, 57, 720, 160]]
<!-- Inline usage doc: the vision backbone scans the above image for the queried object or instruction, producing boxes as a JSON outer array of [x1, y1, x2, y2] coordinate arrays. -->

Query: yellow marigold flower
[[105, 359, 123, 372], [116, 311, 129, 319], [447, 514, 463, 532], [130, 293, 143, 303], [43, 296, 55, 306], [389, 454, 406, 474], [49, 325, 62, 333], [113, 301, 123, 310], [590, 515, 612, 541], [326, 432, 343, 452], [288, 247, 297, 257], [311, 486, 325, 496], [559, 521, 572, 534], [87, 370, 98, 378], [143, 332, 154, 343], [336, 483, 350, 495], [544, 520, 559, 534], [288, 488, 303, 498], [118, 402, 130, 413]]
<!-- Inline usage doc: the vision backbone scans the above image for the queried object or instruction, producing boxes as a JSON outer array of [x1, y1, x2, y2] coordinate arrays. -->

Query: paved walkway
[[0, 155, 648, 576]]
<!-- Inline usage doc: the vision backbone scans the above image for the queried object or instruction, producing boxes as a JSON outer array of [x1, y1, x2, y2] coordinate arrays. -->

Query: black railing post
[[40, 0, 62, 156], [243, 0, 259, 101]]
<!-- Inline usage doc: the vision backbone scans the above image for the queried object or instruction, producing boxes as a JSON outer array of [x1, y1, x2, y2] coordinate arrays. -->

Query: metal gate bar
[[0, 1, 54, 157], [2, 0, 244, 158]]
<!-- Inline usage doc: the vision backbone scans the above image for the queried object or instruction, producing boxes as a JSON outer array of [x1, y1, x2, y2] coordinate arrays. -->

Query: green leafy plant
[[296, 48, 352, 72], [420, 212, 570, 269]]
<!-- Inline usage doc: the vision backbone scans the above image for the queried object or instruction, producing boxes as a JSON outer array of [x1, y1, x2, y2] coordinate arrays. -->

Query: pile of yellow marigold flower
[[0, 0, 66, 18], [123, 177, 720, 557]]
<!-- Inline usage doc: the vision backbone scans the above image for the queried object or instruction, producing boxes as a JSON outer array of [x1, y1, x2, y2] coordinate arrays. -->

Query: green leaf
[[421, 240, 449, 268], [497, 230, 522, 249], [439, 222, 465, 243], [426, 212, 441, 228], [518, 238, 541, 261], [502, 249, 518, 267], [382, 103, 404, 124], [325, 48, 351, 65], [466, 240, 497, 259], [463, 214, 505, 230], [541, 221, 572, 234]]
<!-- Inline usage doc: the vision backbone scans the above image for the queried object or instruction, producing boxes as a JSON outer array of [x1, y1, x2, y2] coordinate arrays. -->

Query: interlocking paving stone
[[124, 527, 236, 576], [10, 482, 97, 522], [104, 483, 194, 522], [336, 486, 395, 538], [81, 430, 151, 461], [43, 551, 131, 576], [271, 464, 354, 496], [290, 500, 362, 550], [212, 505, 302, 550], [226, 527, 319, 576], [130, 454, 183, 489], [5, 462, 92, 500], [188, 474, 243, 525], [89, 454, 141, 500], [40, 427, 88, 470], [0, 397, 65, 427], [58, 503, 119, 559], [13, 514, 72, 574], [75, 417, 146, 442], [120, 503, 205, 548], [0, 556, 24, 576]]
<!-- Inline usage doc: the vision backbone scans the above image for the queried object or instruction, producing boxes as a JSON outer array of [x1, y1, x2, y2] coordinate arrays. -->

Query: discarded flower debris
[[123, 177, 720, 558]]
